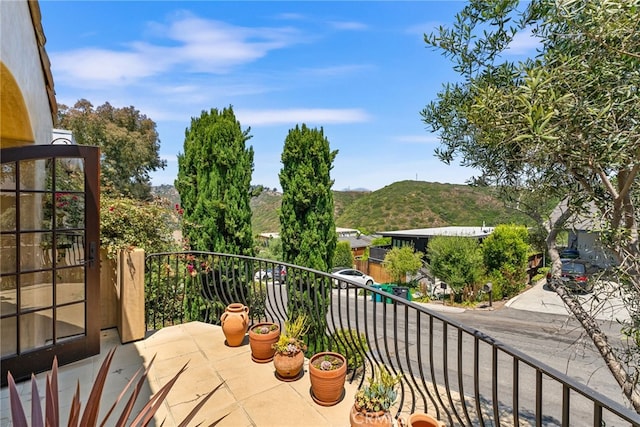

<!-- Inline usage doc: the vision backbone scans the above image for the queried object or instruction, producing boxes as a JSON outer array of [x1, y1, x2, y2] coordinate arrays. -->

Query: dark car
[[547, 259, 594, 293], [560, 248, 580, 259], [272, 265, 287, 284], [254, 264, 287, 284]]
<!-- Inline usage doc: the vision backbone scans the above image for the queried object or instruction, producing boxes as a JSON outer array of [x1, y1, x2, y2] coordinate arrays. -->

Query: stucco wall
[[0, 0, 53, 145]]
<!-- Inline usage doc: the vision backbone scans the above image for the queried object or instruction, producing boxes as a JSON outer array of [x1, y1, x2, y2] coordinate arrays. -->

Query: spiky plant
[[7, 347, 226, 426]]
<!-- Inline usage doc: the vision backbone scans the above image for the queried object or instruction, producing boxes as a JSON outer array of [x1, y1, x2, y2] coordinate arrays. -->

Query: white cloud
[[329, 21, 367, 31], [50, 14, 301, 87], [506, 27, 541, 55], [237, 108, 371, 126]]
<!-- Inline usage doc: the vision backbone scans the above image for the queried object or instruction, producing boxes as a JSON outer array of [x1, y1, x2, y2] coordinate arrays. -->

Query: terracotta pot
[[349, 404, 392, 427], [309, 351, 347, 406], [220, 303, 249, 347], [406, 413, 445, 427], [248, 322, 280, 363], [273, 351, 304, 381]]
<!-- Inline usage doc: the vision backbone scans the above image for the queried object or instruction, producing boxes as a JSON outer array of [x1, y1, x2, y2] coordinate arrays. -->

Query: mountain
[[249, 180, 532, 234]]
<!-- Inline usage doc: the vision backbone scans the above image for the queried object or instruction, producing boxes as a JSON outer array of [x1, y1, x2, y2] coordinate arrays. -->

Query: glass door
[[1, 144, 100, 385]]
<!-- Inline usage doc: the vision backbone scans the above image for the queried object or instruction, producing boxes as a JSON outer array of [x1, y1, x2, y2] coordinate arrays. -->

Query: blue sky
[[40, 1, 537, 192]]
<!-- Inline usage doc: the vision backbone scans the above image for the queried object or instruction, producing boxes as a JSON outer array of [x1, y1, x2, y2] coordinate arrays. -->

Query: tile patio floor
[[1, 322, 361, 426]]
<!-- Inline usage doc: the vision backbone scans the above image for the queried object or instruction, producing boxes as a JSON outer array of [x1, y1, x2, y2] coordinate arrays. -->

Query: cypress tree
[[279, 124, 337, 352], [175, 106, 254, 256]]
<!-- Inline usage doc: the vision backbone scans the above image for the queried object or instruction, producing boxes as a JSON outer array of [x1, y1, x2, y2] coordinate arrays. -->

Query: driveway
[[505, 279, 630, 322]]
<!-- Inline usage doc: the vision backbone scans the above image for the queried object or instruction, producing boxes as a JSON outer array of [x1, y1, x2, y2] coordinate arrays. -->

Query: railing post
[[117, 248, 146, 343]]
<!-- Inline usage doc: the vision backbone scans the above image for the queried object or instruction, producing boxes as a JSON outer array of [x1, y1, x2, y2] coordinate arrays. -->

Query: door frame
[[0, 144, 100, 386]]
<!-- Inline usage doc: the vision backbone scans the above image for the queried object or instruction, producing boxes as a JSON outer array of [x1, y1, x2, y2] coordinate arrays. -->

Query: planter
[[349, 404, 393, 427], [220, 303, 249, 347], [273, 351, 304, 381], [309, 351, 347, 406], [248, 322, 280, 363], [406, 413, 445, 427]]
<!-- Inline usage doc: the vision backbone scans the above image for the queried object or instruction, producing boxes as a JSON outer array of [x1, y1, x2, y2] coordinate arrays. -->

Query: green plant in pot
[[272, 314, 308, 381], [349, 365, 402, 427], [309, 351, 347, 406], [249, 322, 280, 363]]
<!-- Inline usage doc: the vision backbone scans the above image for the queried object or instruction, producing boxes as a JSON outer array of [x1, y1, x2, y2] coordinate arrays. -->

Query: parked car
[[254, 265, 287, 284], [560, 248, 580, 259], [330, 268, 374, 289], [546, 259, 595, 293]]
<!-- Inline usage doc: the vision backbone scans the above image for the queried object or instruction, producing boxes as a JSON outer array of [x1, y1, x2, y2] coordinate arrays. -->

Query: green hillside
[[248, 180, 532, 235]]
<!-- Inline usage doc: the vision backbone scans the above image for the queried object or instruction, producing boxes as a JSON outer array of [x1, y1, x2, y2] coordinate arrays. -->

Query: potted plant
[[272, 314, 308, 381], [309, 351, 347, 406], [349, 365, 402, 427], [249, 322, 280, 363], [406, 412, 446, 427]]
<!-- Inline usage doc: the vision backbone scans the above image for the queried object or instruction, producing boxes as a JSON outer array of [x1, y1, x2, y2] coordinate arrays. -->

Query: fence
[[145, 251, 639, 426]]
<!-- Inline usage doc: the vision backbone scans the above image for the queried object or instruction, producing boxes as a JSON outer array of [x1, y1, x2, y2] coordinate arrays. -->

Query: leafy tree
[[100, 195, 176, 258], [175, 106, 254, 256], [279, 124, 337, 353], [427, 237, 484, 302], [482, 224, 529, 297], [57, 99, 166, 200], [256, 237, 283, 261], [382, 246, 423, 284], [422, 0, 640, 410], [333, 240, 354, 269]]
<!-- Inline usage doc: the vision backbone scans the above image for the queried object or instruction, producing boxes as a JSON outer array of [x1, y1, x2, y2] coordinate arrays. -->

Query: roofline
[[28, 0, 57, 125]]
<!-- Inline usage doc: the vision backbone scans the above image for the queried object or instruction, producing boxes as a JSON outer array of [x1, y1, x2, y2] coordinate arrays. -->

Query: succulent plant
[[354, 365, 402, 412], [272, 314, 308, 356]]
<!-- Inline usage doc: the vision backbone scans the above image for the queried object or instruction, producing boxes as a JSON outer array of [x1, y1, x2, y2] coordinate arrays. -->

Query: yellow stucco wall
[[0, 0, 54, 148]]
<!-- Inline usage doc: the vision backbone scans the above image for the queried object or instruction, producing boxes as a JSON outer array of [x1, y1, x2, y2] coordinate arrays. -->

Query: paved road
[[421, 279, 630, 322]]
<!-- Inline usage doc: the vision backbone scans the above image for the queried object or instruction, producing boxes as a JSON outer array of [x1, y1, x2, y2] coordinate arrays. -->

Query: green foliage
[[354, 365, 402, 413], [255, 236, 283, 261], [249, 181, 537, 235], [279, 124, 337, 352], [423, 0, 640, 409], [175, 106, 254, 255], [100, 195, 177, 258], [427, 236, 484, 298], [330, 329, 368, 371], [333, 240, 354, 269], [57, 99, 166, 200], [482, 224, 529, 298], [382, 246, 423, 284], [371, 236, 391, 247], [279, 124, 337, 271], [273, 314, 308, 356], [533, 266, 550, 282]]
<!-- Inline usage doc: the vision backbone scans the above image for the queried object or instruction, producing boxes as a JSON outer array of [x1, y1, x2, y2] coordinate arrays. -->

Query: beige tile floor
[[1, 322, 361, 426]]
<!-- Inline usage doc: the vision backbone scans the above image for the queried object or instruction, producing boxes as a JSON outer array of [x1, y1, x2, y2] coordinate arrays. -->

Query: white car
[[331, 268, 374, 289]]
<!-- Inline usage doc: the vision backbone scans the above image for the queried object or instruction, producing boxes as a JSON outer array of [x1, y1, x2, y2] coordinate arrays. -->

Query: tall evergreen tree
[[279, 124, 337, 270], [175, 106, 254, 256], [279, 124, 337, 352]]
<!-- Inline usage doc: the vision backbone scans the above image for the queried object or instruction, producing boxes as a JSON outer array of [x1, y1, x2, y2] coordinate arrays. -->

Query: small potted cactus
[[248, 322, 280, 363], [349, 365, 401, 427], [309, 351, 347, 406]]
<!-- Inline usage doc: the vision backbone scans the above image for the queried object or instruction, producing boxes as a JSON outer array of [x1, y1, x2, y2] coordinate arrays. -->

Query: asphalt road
[[420, 280, 630, 408]]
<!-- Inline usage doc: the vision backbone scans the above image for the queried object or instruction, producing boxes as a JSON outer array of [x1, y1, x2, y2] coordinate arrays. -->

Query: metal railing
[[145, 251, 639, 426]]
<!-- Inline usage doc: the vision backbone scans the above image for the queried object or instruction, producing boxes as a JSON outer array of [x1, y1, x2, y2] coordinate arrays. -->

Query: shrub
[[331, 329, 369, 371], [100, 195, 177, 258]]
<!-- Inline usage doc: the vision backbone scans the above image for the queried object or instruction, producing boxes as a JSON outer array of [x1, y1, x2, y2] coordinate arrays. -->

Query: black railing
[[145, 252, 639, 426]]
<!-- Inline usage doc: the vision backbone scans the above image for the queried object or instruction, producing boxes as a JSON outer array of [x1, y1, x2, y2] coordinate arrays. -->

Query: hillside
[[248, 180, 532, 234]]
